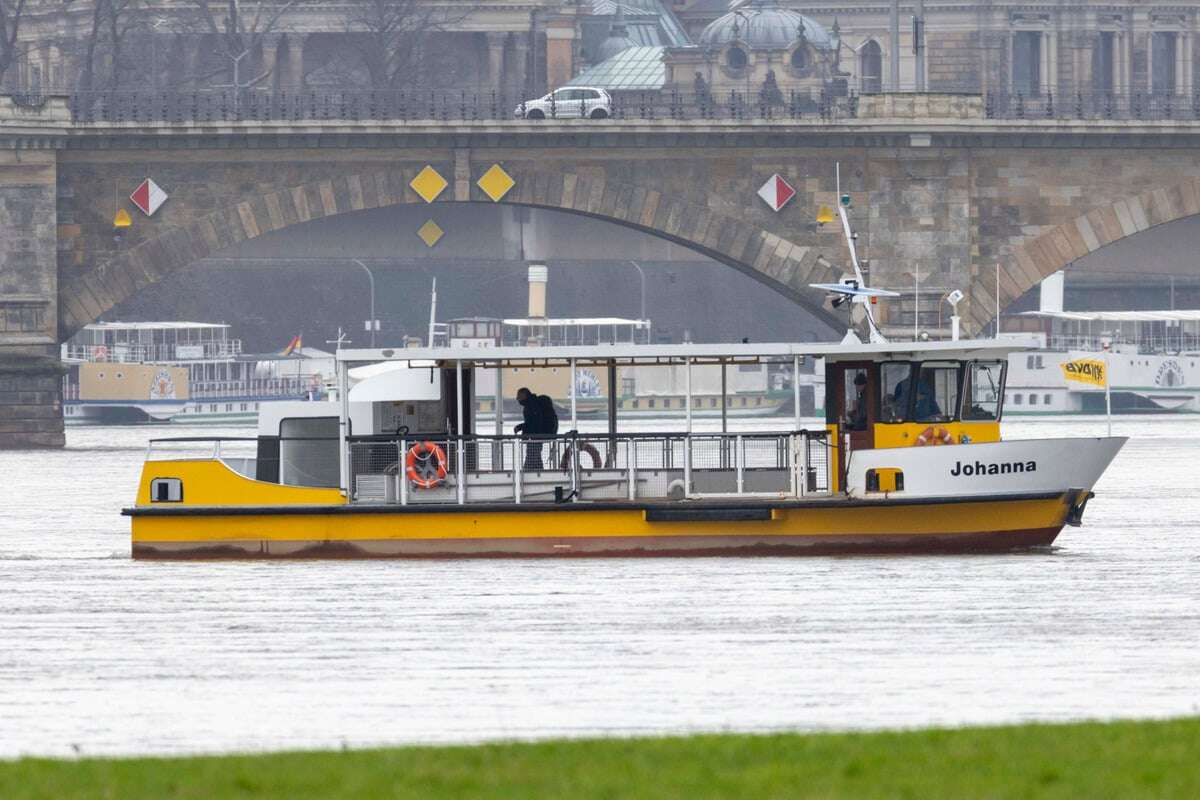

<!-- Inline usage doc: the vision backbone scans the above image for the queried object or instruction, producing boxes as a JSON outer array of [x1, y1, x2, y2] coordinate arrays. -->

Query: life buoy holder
[[560, 441, 603, 471], [405, 441, 449, 489], [914, 426, 954, 446]]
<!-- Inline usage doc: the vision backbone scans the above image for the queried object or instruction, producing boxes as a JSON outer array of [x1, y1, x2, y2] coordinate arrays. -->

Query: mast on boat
[[809, 163, 899, 344]]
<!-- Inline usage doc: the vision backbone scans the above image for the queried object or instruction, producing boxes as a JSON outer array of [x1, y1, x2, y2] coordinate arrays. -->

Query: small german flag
[[281, 334, 302, 356]]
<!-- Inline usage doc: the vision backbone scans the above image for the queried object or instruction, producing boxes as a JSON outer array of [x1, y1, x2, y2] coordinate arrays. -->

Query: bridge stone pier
[[6, 93, 1200, 446]]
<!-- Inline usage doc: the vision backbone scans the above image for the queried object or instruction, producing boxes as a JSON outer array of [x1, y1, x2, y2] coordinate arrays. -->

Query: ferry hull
[[127, 493, 1082, 559]]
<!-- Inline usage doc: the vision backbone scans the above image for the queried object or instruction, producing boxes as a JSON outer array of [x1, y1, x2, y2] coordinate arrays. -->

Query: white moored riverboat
[[1003, 310, 1200, 415]]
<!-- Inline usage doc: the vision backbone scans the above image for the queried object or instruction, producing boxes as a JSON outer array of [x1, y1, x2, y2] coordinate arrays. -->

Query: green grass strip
[[3, 717, 1197, 799]]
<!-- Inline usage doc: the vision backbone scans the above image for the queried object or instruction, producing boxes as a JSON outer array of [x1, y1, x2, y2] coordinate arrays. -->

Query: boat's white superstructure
[[61, 321, 332, 424], [1004, 310, 1200, 414]]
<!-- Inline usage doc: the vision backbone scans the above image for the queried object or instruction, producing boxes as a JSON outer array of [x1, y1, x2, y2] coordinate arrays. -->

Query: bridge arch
[[58, 164, 843, 339], [977, 177, 1200, 332]]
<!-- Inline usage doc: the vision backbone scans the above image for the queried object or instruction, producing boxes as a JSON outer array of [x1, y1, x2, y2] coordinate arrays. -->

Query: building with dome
[[663, 0, 846, 105]]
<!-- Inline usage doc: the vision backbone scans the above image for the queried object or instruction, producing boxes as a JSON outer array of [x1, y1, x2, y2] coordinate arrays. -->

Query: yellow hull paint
[[131, 495, 1070, 545], [130, 459, 1075, 557]]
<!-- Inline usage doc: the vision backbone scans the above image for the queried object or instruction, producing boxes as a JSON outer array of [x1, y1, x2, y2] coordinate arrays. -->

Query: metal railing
[[61, 340, 242, 363], [347, 430, 832, 506], [63, 88, 859, 124], [189, 376, 318, 399], [56, 87, 1200, 124], [1045, 334, 1200, 354], [985, 90, 1200, 121]]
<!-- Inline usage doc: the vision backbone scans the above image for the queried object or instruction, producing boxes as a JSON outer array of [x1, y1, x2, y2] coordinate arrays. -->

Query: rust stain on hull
[[133, 528, 1063, 560]]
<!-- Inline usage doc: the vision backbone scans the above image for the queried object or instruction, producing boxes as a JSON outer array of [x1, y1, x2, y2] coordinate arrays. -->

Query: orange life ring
[[405, 441, 449, 489], [560, 441, 602, 471], [915, 426, 954, 446]]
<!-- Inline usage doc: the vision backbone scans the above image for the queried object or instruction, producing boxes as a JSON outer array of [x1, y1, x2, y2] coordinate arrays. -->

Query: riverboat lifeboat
[[123, 336, 1125, 558]]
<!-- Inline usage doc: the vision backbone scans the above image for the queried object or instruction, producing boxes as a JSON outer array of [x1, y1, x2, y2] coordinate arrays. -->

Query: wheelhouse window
[[963, 361, 1006, 420], [912, 363, 960, 422], [879, 362, 914, 422]]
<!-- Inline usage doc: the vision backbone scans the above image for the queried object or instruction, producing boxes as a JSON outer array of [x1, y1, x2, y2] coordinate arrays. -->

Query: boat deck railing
[[347, 431, 832, 506]]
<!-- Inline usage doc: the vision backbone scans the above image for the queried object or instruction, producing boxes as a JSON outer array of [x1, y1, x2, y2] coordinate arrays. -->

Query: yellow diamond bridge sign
[[477, 164, 515, 202]]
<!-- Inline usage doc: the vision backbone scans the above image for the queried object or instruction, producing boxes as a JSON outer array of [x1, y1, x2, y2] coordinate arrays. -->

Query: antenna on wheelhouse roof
[[809, 162, 899, 344]]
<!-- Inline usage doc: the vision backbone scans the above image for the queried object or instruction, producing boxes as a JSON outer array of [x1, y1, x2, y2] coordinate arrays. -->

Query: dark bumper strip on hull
[[123, 491, 1068, 518]]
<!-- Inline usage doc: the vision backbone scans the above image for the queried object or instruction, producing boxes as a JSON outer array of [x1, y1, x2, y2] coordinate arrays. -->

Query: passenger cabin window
[[879, 363, 913, 422], [963, 361, 1006, 420], [150, 477, 183, 502]]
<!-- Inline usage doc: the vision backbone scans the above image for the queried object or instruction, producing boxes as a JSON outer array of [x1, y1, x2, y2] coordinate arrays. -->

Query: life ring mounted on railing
[[405, 441, 449, 489], [914, 426, 955, 446], [560, 441, 603, 471]]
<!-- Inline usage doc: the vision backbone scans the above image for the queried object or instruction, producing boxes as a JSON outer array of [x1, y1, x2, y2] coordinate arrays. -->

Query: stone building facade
[[4, 0, 587, 98], [10, 1, 1200, 100], [677, 1, 1200, 98]]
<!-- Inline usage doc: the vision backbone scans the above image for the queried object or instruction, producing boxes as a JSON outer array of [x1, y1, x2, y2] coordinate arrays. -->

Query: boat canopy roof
[[500, 316, 650, 328], [82, 321, 231, 331], [335, 337, 1037, 368], [1020, 310, 1200, 323]]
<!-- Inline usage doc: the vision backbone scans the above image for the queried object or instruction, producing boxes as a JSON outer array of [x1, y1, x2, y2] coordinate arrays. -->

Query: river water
[[1, 417, 1197, 758]]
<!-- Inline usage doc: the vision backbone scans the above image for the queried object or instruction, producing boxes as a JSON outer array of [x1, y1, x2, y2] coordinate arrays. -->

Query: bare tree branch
[[343, 0, 470, 90], [0, 0, 30, 87], [184, 0, 296, 90]]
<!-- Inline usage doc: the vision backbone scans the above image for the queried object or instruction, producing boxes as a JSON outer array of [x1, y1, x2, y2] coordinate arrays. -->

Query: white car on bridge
[[515, 87, 612, 120]]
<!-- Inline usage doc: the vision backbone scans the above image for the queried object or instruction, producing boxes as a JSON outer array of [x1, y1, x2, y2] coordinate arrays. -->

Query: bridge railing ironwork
[[63, 88, 859, 124], [55, 88, 1200, 125], [984, 91, 1200, 121]]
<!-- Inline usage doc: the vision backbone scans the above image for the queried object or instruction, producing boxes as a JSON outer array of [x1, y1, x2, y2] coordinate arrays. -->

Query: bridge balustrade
[[63, 88, 855, 124]]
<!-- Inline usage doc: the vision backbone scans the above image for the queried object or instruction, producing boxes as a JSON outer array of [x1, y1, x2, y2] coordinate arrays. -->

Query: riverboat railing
[[346, 431, 831, 506], [61, 340, 243, 363]]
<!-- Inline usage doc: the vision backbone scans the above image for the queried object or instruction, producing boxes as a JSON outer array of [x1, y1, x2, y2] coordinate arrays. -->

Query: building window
[[1093, 31, 1116, 94], [860, 40, 882, 93], [1044, 394, 1052, 405], [1028, 393, 1038, 406], [1152, 32, 1178, 95], [790, 47, 807, 71], [727, 46, 747, 70], [1012, 31, 1041, 95]]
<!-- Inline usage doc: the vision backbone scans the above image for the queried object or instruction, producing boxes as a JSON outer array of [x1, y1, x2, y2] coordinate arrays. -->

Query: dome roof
[[698, 0, 834, 51], [596, 32, 637, 62], [595, 6, 638, 63]]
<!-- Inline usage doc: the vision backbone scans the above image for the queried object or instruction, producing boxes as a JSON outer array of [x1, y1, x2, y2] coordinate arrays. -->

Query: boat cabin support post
[[569, 358, 578, 430], [606, 359, 617, 468], [684, 357, 692, 495], [793, 355, 802, 430], [720, 360, 728, 434], [455, 359, 465, 505], [337, 357, 349, 496], [494, 363, 504, 470]]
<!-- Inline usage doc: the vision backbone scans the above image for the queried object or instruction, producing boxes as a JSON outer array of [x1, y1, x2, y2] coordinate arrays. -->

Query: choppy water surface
[[1, 417, 1198, 758]]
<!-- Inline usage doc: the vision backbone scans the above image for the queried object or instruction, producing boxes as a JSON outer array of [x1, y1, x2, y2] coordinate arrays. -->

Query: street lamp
[[351, 259, 377, 346], [627, 260, 647, 324]]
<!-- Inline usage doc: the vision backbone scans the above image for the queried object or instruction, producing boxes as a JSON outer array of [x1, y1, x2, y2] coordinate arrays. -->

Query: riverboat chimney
[[528, 264, 548, 318]]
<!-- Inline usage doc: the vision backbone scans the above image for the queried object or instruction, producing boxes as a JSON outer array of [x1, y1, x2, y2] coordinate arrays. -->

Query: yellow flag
[[1061, 358, 1106, 387]]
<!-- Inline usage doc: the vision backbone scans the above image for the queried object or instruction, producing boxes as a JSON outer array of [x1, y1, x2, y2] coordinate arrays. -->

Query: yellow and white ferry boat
[[123, 178, 1124, 558], [123, 335, 1125, 558]]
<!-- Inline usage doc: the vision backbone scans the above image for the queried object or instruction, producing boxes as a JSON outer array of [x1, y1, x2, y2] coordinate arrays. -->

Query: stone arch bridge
[[6, 96, 1200, 445]]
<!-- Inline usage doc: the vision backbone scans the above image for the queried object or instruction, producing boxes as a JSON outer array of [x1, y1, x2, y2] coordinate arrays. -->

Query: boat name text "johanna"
[[950, 460, 1037, 476]]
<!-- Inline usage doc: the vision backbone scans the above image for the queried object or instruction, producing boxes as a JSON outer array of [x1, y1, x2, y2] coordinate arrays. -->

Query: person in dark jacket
[[515, 387, 547, 469]]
